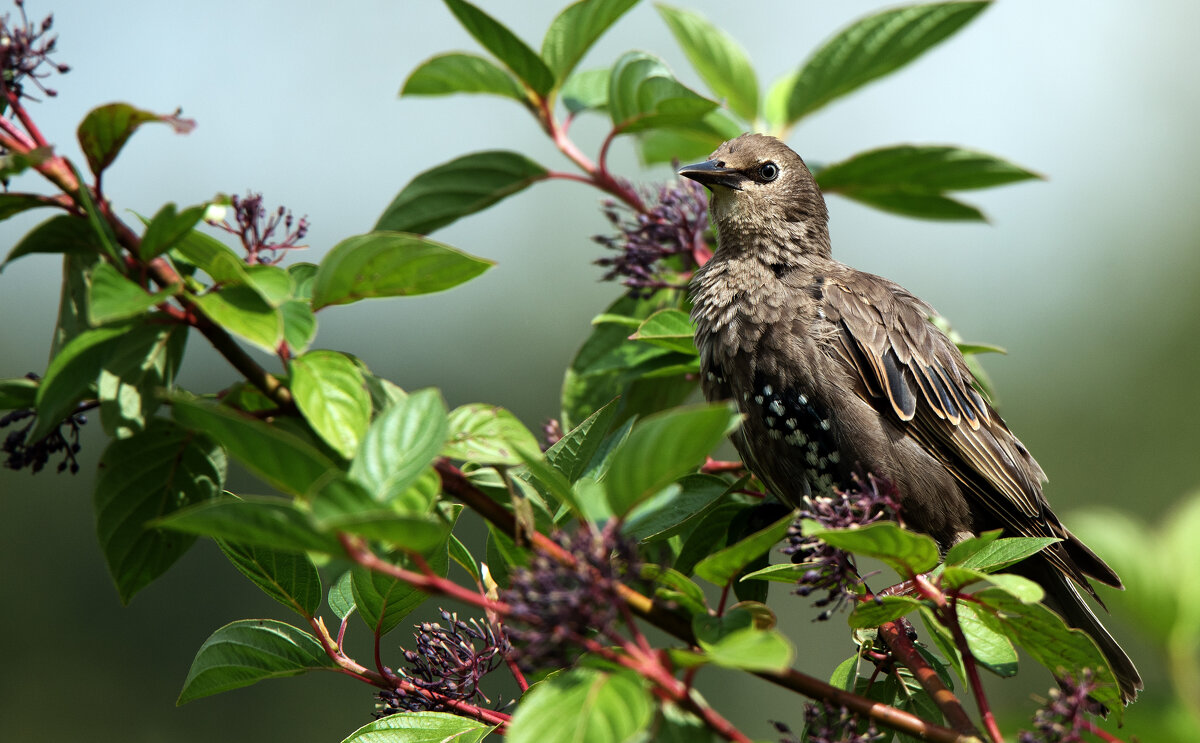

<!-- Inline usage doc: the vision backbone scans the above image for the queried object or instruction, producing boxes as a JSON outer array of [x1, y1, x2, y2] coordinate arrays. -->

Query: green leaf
[[834, 188, 986, 221], [830, 653, 859, 691], [218, 541, 323, 618], [943, 528, 1002, 566], [644, 565, 708, 615], [656, 4, 758, 121], [443, 403, 540, 465], [52, 252, 100, 355], [694, 509, 795, 586], [544, 398, 619, 482], [805, 520, 940, 576], [506, 667, 653, 743], [848, 595, 925, 629], [312, 232, 493, 310], [541, 0, 639, 84], [172, 397, 338, 497], [94, 419, 225, 603], [77, 103, 190, 177], [353, 540, 449, 636], [740, 562, 812, 584], [0, 376, 37, 410], [140, 202, 207, 260], [192, 285, 282, 353], [350, 388, 449, 503], [955, 536, 1061, 573], [244, 264, 292, 307], [635, 108, 743, 165], [341, 711, 493, 743], [765, 2, 989, 128], [448, 535, 482, 585], [32, 321, 132, 442], [323, 509, 451, 553], [956, 600, 1018, 677], [514, 444, 585, 516], [697, 624, 793, 672], [608, 51, 718, 133], [3, 214, 102, 267], [630, 308, 697, 355], [177, 619, 335, 704], [97, 321, 187, 438], [281, 300, 316, 353], [328, 571, 356, 620], [442, 0, 554, 96], [402, 53, 525, 102], [941, 567, 1044, 603], [375, 151, 548, 235], [0, 192, 53, 223], [172, 228, 253, 286], [561, 68, 609, 114], [816, 145, 1040, 193], [290, 350, 370, 460], [623, 473, 728, 542], [159, 495, 341, 554], [88, 262, 170, 325]]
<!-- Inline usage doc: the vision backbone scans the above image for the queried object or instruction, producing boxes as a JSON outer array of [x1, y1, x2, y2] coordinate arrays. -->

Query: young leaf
[[402, 53, 526, 102], [350, 388, 449, 503], [328, 571, 356, 620], [765, 2, 989, 129], [353, 540, 449, 636], [312, 232, 494, 309], [140, 202, 207, 260], [604, 401, 740, 515], [805, 520, 940, 576], [941, 567, 1044, 603], [3, 214, 102, 267], [630, 308, 697, 355], [561, 68, 609, 114], [77, 103, 193, 178], [696, 624, 794, 672], [374, 151, 548, 235], [191, 285, 283, 353], [94, 419, 226, 604], [816, 145, 1040, 193], [290, 350, 370, 460], [171, 228, 254, 286], [171, 397, 338, 497], [177, 619, 336, 704], [217, 541, 323, 619], [608, 51, 718, 133], [97, 321, 187, 438], [694, 509, 795, 586], [956, 600, 1019, 677], [88, 262, 171, 325], [848, 595, 925, 629], [281, 299, 316, 353], [541, 0, 639, 84], [544, 397, 620, 482], [656, 4, 759, 122], [644, 564, 708, 615], [341, 711, 493, 743], [942, 528, 1002, 566], [506, 668, 653, 743], [159, 496, 341, 554], [955, 536, 1061, 574], [442, 0, 554, 96], [635, 108, 743, 165], [443, 403, 540, 465]]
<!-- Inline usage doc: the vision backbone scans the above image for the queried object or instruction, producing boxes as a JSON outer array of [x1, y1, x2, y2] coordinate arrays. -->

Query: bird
[[679, 133, 1141, 704]]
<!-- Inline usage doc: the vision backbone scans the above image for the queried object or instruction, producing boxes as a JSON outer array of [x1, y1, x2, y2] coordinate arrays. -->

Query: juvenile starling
[[680, 133, 1141, 703]]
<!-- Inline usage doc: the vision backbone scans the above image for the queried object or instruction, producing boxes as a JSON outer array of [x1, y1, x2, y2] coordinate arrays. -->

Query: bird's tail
[[1013, 558, 1142, 705]]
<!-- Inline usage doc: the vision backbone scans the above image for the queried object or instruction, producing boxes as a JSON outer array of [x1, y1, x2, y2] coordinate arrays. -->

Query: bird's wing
[[820, 273, 1110, 591]]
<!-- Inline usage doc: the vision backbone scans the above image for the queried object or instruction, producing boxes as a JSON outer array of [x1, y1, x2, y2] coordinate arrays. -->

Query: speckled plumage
[[681, 133, 1141, 703]]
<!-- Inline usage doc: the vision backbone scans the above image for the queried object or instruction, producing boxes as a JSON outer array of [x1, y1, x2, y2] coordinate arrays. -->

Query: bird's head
[[678, 133, 830, 259]]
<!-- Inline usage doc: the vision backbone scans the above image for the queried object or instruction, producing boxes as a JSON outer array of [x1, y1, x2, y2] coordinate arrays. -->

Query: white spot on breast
[[769, 400, 785, 416]]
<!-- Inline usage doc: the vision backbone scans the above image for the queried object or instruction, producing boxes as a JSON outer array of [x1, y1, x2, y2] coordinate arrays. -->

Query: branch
[[878, 618, 982, 737]]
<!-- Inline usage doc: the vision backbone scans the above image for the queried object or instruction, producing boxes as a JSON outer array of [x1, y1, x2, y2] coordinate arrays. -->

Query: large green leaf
[[0, 192, 54, 223], [636, 107, 743, 165], [401, 53, 525, 102], [560, 68, 610, 114], [805, 520, 940, 576], [177, 619, 336, 704], [97, 321, 187, 438], [77, 103, 192, 177], [544, 398, 619, 483], [693, 610, 794, 671], [442, 0, 554, 96], [3, 214, 102, 267], [171, 228, 253, 286], [848, 595, 926, 629], [312, 232, 493, 309], [694, 509, 795, 586], [831, 188, 986, 221], [341, 712, 493, 743], [159, 496, 341, 554], [608, 51, 718, 133], [656, 4, 758, 122], [94, 419, 226, 604], [88, 262, 172, 326], [139, 202, 208, 260], [443, 403, 540, 465], [52, 252, 100, 355], [349, 388, 449, 503], [290, 350, 370, 460], [192, 285, 283, 353], [816, 145, 1040, 192], [375, 151, 547, 235], [951, 535, 1061, 574], [171, 397, 338, 497], [218, 541, 323, 619], [541, 0, 639, 84], [506, 668, 653, 743], [31, 321, 132, 442], [352, 539, 449, 636], [623, 473, 728, 543], [630, 308, 697, 355], [604, 402, 740, 516], [765, 2, 989, 129], [0, 377, 37, 410]]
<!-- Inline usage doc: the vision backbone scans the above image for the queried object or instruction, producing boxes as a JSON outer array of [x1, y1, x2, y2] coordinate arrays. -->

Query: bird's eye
[[758, 162, 779, 182]]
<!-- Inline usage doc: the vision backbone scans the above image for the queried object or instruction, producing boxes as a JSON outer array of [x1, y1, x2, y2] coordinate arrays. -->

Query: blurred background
[[1, 0, 1198, 740]]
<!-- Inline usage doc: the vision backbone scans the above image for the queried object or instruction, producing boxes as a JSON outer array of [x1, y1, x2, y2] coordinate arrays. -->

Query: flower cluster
[[1018, 670, 1102, 743], [540, 418, 563, 451], [772, 703, 882, 743], [501, 524, 639, 671], [593, 177, 710, 296], [0, 1, 69, 101], [1, 393, 86, 474], [209, 192, 308, 266], [376, 609, 508, 716], [781, 475, 901, 620]]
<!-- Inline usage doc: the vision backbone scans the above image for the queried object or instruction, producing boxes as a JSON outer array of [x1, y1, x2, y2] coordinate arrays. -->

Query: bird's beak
[[677, 160, 743, 191]]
